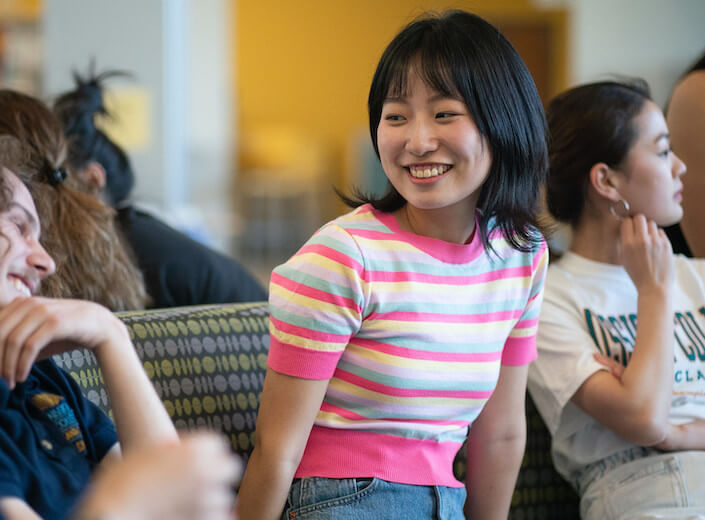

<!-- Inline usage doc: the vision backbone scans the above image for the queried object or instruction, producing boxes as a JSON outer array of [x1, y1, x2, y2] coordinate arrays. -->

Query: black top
[[664, 223, 693, 257], [117, 207, 267, 308], [0, 360, 117, 519]]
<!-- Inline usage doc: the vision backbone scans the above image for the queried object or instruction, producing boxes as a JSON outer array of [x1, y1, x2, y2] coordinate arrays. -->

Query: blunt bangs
[[360, 10, 548, 254]]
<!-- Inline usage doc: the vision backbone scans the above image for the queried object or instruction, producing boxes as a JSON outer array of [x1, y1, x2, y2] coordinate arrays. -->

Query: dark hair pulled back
[[54, 68, 135, 207], [545, 80, 651, 226]]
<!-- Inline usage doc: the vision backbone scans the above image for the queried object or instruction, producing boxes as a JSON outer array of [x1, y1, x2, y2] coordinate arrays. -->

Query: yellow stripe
[[270, 283, 359, 320], [363, 319, 514, 334], [329, 378, 485, 407], [271, 327, 347, 352], [355, 236, 420, 252], [509, 327, 537, 338], [346, 343, 500, 372], [369, 277, 531, 294]]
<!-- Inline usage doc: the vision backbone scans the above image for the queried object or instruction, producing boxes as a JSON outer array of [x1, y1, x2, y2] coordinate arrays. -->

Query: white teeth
[[10, 277, 30, 297], [409, 165, 450, 178]]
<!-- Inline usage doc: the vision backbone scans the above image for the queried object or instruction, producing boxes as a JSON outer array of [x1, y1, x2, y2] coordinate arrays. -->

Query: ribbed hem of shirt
[[268, 340, 343, 379], [295, 426, 465, 488]]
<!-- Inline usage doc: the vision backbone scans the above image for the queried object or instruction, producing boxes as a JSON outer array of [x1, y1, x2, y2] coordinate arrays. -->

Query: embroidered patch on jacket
[[31, 392, 87, 454]]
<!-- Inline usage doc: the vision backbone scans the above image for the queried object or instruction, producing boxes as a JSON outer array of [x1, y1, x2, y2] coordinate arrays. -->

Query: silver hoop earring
[[609, 199, 631, 219]]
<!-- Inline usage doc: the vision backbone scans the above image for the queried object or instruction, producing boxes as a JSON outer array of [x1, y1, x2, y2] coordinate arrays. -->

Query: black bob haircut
[[545, 80, 651, 227], [341, 9, 548, 254]]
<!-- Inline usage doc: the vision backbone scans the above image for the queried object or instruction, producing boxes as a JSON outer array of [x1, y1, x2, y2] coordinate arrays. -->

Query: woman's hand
[[0, 297, 127, 389], [619, 214, 674, 295]]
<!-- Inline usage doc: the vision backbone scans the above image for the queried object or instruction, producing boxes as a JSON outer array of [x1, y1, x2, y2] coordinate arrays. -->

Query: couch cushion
[[53, 302, 269, 460]]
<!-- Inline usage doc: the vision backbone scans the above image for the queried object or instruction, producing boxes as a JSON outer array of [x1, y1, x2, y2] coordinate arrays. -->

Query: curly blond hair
[[0, 90, 148, 310]]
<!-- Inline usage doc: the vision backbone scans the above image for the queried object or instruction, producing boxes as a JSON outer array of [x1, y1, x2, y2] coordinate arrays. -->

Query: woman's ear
[[589, 162, 622, 202], [79, 161, 107, 191]]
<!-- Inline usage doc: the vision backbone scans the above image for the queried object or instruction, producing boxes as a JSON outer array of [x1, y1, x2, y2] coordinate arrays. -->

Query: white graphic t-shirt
[[528, 252, 705, 489]]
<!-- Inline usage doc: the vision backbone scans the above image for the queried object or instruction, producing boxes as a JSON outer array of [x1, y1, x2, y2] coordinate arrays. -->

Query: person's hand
[[619, 214, 674, 295], [593, 353, 626, 379], [78, 431, 242, 520], [0, 296, 127, 388]]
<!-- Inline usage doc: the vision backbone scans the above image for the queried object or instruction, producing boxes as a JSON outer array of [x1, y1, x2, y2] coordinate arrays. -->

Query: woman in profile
[[528, 80, 705, 519]]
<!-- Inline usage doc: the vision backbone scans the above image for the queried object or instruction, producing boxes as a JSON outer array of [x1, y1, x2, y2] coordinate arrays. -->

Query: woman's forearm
[[237, 448, 299, 520]]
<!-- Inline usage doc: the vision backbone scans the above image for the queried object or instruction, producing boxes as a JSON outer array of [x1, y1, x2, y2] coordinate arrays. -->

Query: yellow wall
[[235, 0, 562, 187]]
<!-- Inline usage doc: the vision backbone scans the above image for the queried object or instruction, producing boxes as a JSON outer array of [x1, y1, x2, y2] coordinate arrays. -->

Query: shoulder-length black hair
[[545, 80, 651, 227], [341, 9, 548, 253]]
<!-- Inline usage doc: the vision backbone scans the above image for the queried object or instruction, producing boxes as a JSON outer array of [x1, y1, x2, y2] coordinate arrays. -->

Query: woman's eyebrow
[[654, 132, 669, 144]]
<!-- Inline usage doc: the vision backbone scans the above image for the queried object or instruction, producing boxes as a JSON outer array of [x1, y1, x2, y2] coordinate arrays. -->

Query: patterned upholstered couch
[[53, 302, 579, 519]]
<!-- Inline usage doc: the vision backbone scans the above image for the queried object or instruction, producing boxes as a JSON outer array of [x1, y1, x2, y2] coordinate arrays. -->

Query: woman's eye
[[384, 114, 405, 122], [658, 148, 672, 158], [436, 112, 459, 119]]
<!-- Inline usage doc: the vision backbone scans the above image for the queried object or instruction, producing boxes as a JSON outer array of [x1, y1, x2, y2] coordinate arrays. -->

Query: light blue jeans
[[580, 451, 705, 520], [281, 477, 466, 519]]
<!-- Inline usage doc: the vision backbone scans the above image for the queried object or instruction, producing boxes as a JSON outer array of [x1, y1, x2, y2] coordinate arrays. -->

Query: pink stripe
[[271, 271, 360, 312], [365, 308, 522, 323], [296, 243, 364, 274], [335, 369, 493, 399], [351, 337, 502, 362], [270, 315, 351, 343], [513, 316, 539, 329], [319, 401, 469, 426], [268, 340, 342, 379], [501, 335, 537, 366], [365, 264, 532, 284], [296, 427, 464, 487]]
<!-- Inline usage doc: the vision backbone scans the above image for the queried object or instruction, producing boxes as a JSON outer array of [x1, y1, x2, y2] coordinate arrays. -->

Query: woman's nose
[[673, 151, 687, 178], [405, 119, 438, 156]]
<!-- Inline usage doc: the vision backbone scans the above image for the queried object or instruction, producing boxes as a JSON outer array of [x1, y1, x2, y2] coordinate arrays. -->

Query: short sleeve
[[501, 240, 548, 366], [267, 224, 366, 380], [527, 277, 607, 434]]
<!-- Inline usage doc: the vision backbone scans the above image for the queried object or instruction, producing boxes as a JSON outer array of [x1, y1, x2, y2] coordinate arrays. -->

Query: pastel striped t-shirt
[[268, 204, 548, 487]]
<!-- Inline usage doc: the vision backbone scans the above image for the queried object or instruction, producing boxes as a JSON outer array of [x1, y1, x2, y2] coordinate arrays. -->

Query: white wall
[[538, 0, 705, 106], [42, 0, 235, 251]]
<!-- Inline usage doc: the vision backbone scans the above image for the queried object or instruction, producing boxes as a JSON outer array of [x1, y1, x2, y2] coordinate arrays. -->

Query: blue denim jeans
[[580, 451, 705, 520], [281, 477, 466, 519]]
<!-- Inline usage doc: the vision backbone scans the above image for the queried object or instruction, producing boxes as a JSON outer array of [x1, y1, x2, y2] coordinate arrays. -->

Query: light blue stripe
[[276, 264, 360, 301], [336, 360, 498, 392]]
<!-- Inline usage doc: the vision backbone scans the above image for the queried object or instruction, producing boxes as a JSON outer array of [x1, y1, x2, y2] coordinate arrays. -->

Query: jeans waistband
[[572, 446, 661, 495]]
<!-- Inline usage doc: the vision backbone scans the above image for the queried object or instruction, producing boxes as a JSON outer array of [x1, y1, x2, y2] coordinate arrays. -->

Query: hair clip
[[47, 166, 68, 187]]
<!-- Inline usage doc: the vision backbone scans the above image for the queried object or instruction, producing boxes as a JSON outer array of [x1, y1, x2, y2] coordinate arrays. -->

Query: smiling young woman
[[238, 9, 549, 520]]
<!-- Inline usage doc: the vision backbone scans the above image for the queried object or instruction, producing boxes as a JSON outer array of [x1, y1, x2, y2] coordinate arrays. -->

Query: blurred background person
[[664, 50, 705, 257], [54, 69, 267, 308]]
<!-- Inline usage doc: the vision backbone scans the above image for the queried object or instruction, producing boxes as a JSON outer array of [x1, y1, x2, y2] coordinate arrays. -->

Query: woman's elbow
[[626, 409, 669, 446], [251, 428, 305, 476]]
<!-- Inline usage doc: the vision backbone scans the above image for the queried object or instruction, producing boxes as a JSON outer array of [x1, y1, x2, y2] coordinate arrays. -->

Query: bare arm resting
[[237, 368, 330, 520], [0, 297, 177, 451], [465, 363, 528, 520], [572, 216, 675, 446]]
